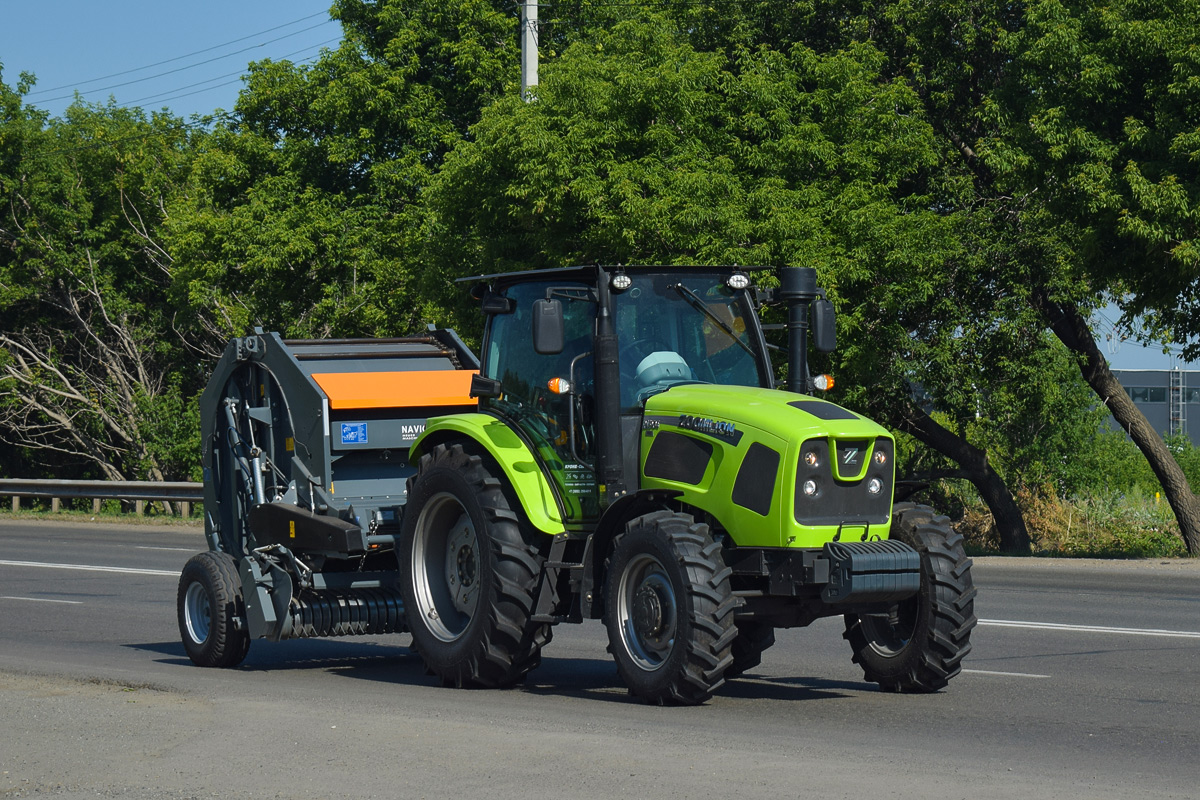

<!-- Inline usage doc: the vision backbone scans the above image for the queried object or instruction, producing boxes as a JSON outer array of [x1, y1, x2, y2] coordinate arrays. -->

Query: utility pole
[[520, 1, 538, 101]]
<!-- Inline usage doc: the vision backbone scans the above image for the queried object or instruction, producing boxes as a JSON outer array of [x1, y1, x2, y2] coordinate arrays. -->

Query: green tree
[[166, 0, 519, 345], [633, 0, 1200, 554], [856, 0, 1200, 553], [0, 71, 202, 482], [427, 18, 1106, 551]]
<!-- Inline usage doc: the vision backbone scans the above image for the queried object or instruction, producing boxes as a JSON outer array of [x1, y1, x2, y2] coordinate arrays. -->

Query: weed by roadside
[[0, 507, 201, 528], [957, 489, 1187, 558]]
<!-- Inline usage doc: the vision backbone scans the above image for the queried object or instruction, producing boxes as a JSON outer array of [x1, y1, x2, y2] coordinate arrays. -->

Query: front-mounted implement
[[179, 266, 976, 704]]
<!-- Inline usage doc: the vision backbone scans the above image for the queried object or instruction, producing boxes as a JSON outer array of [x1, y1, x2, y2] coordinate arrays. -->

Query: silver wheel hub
[[617, 554, 677, 671], [413, 492, 482, 642], [184, 581, 212, 645]]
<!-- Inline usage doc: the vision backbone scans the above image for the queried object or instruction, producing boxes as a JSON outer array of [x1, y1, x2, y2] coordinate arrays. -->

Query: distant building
[[1110, 368, 1199, 445]]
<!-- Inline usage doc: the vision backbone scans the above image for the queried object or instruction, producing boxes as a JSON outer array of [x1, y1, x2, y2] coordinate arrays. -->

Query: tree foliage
[[3, 1, 1200, 555], [0, 75, 201, 481]]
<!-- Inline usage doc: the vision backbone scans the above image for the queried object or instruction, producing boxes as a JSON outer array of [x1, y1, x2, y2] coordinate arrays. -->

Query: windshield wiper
[[670, 283, 756, 357]]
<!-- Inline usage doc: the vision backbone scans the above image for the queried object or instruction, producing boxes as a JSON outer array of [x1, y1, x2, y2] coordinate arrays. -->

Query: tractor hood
[[639, 384, 895, 548], [642, 384, 891, 444]]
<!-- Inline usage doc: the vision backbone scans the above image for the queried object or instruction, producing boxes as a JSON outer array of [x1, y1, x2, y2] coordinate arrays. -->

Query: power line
[[121, 39, 339, 107], [25, 11, 333, 96], [33, 22, 337, 105]]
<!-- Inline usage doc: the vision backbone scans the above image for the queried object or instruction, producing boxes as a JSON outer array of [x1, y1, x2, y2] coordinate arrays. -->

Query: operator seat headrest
[[635, 351, 694, 386]]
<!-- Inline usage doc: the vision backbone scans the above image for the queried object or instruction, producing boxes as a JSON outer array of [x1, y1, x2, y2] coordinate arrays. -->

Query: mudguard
[[410, 413, 566, 536]]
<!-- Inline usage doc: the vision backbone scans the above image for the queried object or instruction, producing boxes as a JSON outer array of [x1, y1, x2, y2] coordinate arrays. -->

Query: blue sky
[[0, 1, 341, 119], [0, 2, 1191, 371]]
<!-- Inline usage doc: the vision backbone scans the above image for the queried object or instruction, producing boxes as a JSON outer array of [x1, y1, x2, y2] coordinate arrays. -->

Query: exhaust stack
[[778, 266, 836, 394]]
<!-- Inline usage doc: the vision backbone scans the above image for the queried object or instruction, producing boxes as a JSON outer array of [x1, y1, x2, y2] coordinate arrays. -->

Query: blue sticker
[[341, 422, 368, 444]]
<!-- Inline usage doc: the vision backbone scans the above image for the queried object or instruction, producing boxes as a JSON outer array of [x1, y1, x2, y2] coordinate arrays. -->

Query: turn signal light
[[813, 374, 835, 391], [547, 377, 572, 394]]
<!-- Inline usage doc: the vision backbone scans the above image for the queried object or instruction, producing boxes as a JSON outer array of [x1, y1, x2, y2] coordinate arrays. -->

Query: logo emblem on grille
[[842, 447, 859, 466]]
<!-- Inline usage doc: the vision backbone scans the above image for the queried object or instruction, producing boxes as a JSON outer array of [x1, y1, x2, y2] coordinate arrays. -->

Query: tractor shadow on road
[[128, 641, 870, 704], [128, 637, 423, 679], [520, 656, 868, 705], [719, 674, 873, 701]]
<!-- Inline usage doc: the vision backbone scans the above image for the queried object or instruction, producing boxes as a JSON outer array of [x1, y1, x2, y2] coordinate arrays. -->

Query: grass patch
[[957, 489, 1187, 559], [0, 506, 202, 527]]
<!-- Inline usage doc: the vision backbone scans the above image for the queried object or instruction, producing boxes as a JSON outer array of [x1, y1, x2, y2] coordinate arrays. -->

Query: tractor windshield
[[613, 271, 768, 408]]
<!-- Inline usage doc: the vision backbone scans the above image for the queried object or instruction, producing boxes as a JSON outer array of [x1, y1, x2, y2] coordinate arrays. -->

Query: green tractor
[[179, 264, 976, 705], [400, 264, 976, 703]]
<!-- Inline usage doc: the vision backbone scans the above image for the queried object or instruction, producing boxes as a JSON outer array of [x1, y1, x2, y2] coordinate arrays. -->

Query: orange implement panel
[[311, 370, 478, 410]]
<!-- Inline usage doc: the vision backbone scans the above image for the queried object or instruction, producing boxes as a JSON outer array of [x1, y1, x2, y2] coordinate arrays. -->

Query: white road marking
[[962, 668, 1051, 679], [979, 618, 1200, 639], [0, 596, 84, 605], [134, 546, 196, 553], [0, 559, 177, 577]]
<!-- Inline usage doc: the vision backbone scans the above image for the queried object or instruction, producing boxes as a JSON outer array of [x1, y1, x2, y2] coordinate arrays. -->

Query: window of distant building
[[1128, 387, 1167, 403], [1188, 388, 1200, 404]]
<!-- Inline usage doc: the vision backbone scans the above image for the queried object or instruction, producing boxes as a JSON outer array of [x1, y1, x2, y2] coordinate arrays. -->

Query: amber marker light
[[813, 374, 835, 391], [547, 377, 572, 395]]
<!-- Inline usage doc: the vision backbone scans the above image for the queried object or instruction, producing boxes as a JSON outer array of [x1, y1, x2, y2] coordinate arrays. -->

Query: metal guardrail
[[0, 479, 203, 517]]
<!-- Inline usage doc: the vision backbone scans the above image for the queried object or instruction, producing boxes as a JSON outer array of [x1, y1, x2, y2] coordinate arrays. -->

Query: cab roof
[[459, 264, 772, 289]]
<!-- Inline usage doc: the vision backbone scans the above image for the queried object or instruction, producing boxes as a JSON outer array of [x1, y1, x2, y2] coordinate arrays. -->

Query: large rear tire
[[843, 502, 977, 692], [178, 550, 250, 668], [399, 443, 550, 688], [604, 511, 737, 705]]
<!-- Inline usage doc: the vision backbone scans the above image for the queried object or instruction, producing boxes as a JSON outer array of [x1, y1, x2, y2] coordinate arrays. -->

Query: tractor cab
[[470, 265, 778, 521]]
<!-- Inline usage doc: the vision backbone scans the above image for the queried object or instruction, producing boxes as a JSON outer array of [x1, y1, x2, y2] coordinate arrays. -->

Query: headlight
[[726, 272, 750, 290]]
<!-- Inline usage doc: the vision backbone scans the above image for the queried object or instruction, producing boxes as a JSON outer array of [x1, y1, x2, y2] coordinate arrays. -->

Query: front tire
[[178, 550, 250, 668], [604, 511, 737, 705], [399, 443, 550, 688], [725, 621, 776, 679], [843, 503, 977, 692]]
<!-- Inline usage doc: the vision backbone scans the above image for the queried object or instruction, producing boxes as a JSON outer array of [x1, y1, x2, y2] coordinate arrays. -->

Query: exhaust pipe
[[778, 267, 837, 395], [780, 267, 818, 394]]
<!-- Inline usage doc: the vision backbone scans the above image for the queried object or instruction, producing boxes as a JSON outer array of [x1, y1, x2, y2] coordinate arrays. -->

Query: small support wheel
[[177, 550, 250, 668], [843, 502, 978, 692], [400, 443, 550, 688], [604, 511, 737, 705]]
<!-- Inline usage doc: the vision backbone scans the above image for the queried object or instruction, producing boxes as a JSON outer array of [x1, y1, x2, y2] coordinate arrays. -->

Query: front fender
[[411, 413, 565, 536]]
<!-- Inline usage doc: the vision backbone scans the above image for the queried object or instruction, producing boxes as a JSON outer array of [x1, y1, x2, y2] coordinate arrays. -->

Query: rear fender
[[410, 414, 565, 536]]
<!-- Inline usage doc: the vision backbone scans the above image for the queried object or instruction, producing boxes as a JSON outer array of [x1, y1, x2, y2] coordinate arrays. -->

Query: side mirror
[[481, 290, 515, 315], [533, 299, 565, 355], [813, 298, 836, 353]]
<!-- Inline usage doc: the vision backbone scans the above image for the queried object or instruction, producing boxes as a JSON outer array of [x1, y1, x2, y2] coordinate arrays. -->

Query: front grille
[[794, 436, 894, 529]]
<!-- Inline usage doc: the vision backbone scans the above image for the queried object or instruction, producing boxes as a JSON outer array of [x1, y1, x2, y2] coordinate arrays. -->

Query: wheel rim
[[412, 491, 482, 642], [183, 581, 212, 645], [860, 597, 919, 657], [616, 553, 678, 671]]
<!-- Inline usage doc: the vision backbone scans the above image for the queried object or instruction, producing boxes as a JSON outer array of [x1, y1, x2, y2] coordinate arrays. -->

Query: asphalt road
[[1, 518, 1199, 799]]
